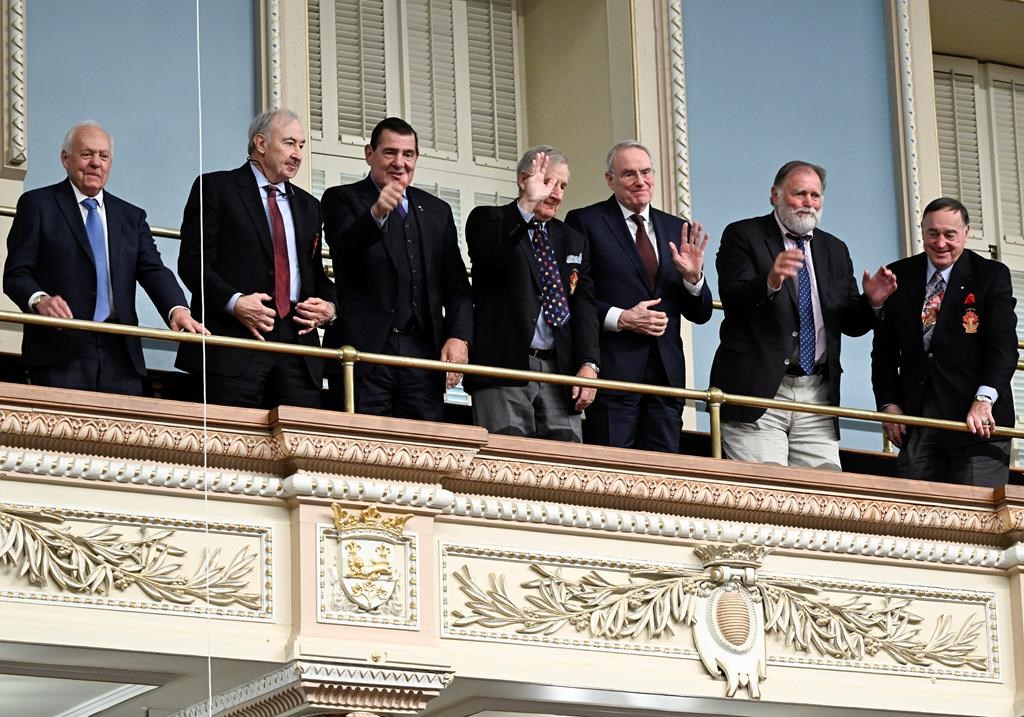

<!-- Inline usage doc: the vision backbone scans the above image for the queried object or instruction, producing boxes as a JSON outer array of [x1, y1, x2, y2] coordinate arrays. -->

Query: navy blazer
[[872, 249, 1017, 438], [321, 177, 472, 360], [175, 163, 334, 380], [564, 196, 712, 387], [464, 201, 599, 393], [710, 213, 876, 426], [4, 178, 187, 375]]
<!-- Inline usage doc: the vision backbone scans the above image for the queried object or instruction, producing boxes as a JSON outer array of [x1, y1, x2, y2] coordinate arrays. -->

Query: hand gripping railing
[[0, 310, 1021, 459]]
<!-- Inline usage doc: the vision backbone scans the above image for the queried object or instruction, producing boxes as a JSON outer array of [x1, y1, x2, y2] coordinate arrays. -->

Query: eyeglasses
[[618, 168, 655, 181]]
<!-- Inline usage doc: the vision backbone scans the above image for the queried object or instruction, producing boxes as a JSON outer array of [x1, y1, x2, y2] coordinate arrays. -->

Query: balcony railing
[[1, 310, 1019, 462]]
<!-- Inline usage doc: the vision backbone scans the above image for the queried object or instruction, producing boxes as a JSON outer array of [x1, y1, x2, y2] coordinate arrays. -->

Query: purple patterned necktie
[[530, 222, 570, 327]]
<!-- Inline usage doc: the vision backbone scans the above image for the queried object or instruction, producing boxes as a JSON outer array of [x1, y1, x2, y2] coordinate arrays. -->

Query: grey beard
[[778, 207, 820, 236]]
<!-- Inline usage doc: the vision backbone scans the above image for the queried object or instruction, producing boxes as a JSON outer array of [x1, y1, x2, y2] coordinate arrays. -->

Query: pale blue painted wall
[[25, 0, 257, 369], [682, 0, 901, 451]]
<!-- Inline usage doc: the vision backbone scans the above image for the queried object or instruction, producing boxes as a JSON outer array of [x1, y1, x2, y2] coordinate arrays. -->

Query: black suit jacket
[[175, 163, 334, 380], [4, 178, 187, 375], [871, 250, 1017, 438], [710, 213, 876, 425], [463, 202, 599, 395], [321, 177, 472, 358], [564, 196, 712, 386]]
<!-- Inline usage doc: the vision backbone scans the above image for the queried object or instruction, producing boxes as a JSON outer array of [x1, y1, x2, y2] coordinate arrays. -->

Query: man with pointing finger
[[565, 140, 713, 452], [322, 117, 472, 420], [711, 160, 897, 470]]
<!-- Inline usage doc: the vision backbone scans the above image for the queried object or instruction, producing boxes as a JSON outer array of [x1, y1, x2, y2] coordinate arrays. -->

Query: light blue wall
[[682, 0, 901, 451], [25, 0, 257, 369]]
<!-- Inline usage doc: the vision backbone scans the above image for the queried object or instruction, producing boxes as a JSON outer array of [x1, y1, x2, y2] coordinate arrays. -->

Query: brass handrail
[[0, 310, 1020, 462]]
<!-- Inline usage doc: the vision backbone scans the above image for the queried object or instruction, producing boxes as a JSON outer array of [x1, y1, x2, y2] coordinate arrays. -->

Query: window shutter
[[467, 0, 518, 163], [406, 0, 458, 154], [934, 66, 986, 240], [308, 1, 323, 134], [991, 78, 1024, 245], [336, 0, 387, 140]]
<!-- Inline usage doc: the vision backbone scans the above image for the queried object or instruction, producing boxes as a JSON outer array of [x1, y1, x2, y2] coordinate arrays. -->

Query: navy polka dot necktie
[[530, 222, 570, 327], [787, 233, 816, 375]]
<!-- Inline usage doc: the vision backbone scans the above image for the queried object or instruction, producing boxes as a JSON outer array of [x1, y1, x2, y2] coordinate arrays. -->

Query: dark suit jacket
[[4, 178, 187, 375], [710, 213, 876, 425], [871, 250, 1017, 439], [564, 196, 712, 386], [175, 163, 334, 380], [321, 177, 472, 360], [463, 202, 599, 396]]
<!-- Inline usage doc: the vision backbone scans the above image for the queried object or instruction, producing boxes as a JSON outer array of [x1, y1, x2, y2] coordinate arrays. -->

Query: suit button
[[791, 331, 798, 338], [783, 359, 790, 366], [927, 352, 933, 359]]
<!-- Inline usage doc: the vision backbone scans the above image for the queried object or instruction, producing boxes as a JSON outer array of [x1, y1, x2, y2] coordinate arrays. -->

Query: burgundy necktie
[[265, 185, 291, 318], [631, 214, 658, 291]]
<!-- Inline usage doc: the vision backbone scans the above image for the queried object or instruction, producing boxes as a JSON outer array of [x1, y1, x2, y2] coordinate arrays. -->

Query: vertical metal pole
[[341, 345, 357, 413], [708, 387, 724, 459]]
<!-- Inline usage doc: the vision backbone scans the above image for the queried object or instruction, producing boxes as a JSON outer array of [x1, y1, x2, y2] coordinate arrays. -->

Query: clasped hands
[[233, 293, 335, 340], [619, 221, 708, 336]]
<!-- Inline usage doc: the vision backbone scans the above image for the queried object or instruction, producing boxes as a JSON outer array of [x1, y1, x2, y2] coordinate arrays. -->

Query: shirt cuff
[[374, 212, 388, 228], [167, 305, 188, 323], [604, 307, 624, 332], [28, 291, 48, 312], [767, 278, 782, 295], [976, 385, 998, 403], [226, 293, 242, 315], [683, 274, 705, 295]]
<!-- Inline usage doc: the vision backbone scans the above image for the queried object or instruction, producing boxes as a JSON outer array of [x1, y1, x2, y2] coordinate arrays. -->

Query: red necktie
[[265, 185, 291, 318], [631, 214, 658, 292]]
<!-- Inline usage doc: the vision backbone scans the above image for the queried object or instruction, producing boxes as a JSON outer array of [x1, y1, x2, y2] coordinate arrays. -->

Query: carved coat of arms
[[333, 506, 412, 611]]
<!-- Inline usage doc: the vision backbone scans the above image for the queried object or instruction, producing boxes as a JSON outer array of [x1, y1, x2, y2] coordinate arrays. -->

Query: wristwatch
[[583, 361, 600, 376], [974, 394, 994, 404]]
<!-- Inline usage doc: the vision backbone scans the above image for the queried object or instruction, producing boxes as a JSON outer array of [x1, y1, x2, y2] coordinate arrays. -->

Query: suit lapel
[[762, 215, 796, 306], [509, 203, 541, 287], [650, 211, 678, 293], [408, 187, 432, 278], [287, 183, 311, 289], [600, 197, 648, 287], [904, 254, 927, 337], [55, 180, 94, 264], [236, 165, 274, 261], [103, 194, 125, 294]]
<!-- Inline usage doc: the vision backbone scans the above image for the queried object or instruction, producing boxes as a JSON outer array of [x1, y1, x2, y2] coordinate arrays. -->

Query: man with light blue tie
[[3, 121, 205, 395]]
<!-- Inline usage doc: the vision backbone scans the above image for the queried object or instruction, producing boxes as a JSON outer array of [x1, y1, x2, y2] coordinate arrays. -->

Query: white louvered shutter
[[308, 0, 323, 134], [407, 0, 458, 154], [336, 0, 387, 141], [467, 0, 518, 164], [991, 76, 1024, 246], [934, 63, 986, 241]]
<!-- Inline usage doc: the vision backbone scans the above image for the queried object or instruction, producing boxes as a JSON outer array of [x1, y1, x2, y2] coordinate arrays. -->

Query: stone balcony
[[0, 381, 1021, 716]]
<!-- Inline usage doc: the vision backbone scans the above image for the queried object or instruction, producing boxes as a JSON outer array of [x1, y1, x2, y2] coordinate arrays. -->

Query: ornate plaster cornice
[[170, 660, 453, 717]]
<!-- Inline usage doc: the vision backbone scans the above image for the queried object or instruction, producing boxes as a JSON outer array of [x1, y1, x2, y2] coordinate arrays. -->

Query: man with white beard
[[709, 161, 896, 469]]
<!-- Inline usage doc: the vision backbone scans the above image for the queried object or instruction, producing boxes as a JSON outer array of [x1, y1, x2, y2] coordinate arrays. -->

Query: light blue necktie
[[789, 234, 815, 375], [82, 197, 110, 322]]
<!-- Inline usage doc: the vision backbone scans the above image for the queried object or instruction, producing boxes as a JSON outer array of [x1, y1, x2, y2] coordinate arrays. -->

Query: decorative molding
[[0, 502, 272, 619], [7, 0, 25, 166], [318, 507, 419, 629], [267, 0, 281, 108], [895, 0, 923, 249], [170, 660, 454, 717], [443, 542, 996, 699], [666, 0, 691, 219], [462, 458, 1009, 545]]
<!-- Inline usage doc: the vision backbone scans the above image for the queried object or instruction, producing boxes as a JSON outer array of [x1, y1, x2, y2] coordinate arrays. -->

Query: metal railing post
[[707, 387, 724, 459], [341, 345, 357, 413]]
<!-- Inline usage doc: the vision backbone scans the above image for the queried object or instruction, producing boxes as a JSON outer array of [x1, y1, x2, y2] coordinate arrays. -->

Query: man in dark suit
[[711, 160, 897, 469], [872, 197, 1017, 486], [322, 117, 472, 420], [176, 109, 336, 408], [565, 141, 712, 452], [4, 121, 205, 395], [465, 146, 600, 441]]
